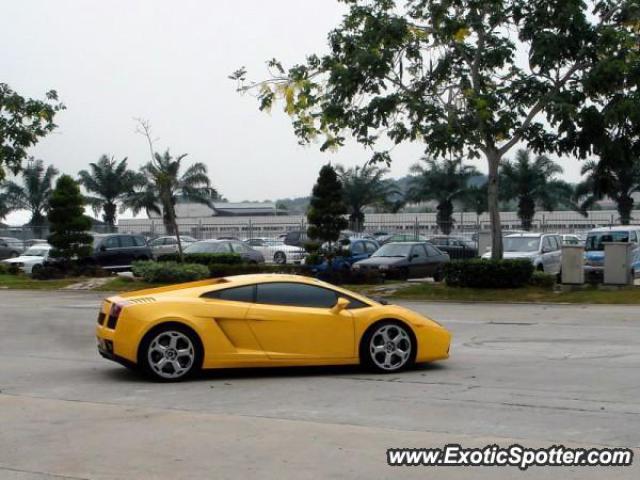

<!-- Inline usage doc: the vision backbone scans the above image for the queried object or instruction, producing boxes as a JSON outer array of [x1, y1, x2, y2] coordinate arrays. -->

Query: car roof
[[588, 226, 640, 233]]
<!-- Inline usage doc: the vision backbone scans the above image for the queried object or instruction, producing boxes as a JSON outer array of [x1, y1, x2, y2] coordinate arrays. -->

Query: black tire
[[138, 323, 203, 382], [360, 320, 416, 373], [537, 264, 544, 272], [273, 251, 287, 264], [31, 264, 43, 276], [433, 267, 443, 282], [399, 267, 410, 281]]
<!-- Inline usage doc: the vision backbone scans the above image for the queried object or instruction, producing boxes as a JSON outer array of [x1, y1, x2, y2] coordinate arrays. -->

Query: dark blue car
[[312, 237, 380, 274]]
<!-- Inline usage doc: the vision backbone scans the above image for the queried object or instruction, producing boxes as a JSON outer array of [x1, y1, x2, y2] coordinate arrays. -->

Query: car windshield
[[503, 237, 541, 252], [372, 244, 412, 257], [585, 231, 630, 251], [23, 247, 48, 257]]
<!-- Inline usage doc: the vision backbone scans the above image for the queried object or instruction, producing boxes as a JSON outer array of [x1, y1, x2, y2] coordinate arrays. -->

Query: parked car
[[380, 233, 429, 244], [561, 234, 583, 246], [96, 274, 452, 380], [1, 244, 52, 275], [0, 237, 24, 259], [88, 234, 153, 270], [353, 242, 449, 280], [312, 237, 380, 272], [482, 233, 563, 274], [149, 235, 197, 258], [244, 238, 306, 264], [584, 226, 640, 280], [429, 236, 478, 259], [23, 239, 49, 248], [184, 239, 265, 263]]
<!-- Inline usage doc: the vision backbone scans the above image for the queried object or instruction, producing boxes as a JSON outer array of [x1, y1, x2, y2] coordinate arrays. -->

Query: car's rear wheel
[[31, 264, 43, 276], [273, 251, 287, 264], [361, 321, 415, 373], [139, 325, 202, 381]]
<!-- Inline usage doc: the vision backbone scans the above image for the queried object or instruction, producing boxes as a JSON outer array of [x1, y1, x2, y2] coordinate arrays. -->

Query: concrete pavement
[[0, 290, 638, 479]]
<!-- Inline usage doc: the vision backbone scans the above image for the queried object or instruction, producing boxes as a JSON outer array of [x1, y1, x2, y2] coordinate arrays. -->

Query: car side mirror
[[331, 297, 350, 314]]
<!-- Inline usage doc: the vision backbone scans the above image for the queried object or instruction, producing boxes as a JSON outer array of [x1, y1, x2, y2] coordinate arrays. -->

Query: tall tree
[[500, 150, 573, 230], [408, 157, 479, 235], [233, 0, 633, 258], [575, 157, 640, 225], [78, 155, 143, 229], [0, 83, 64, 180], [336, 163, 399, 230], [2, 158, 58, 236], [47, 175, 93, 264], [462, 183, 488, 223], [307, 164, 348, 245]]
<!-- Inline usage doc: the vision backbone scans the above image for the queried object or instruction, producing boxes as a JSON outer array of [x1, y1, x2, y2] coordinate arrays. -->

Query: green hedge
[[132, 261, 209, 283], [157, 253, 243, 265], [529, 271, 557, 288], [443, 259, 534, 289], [207, 263, 307, 277]]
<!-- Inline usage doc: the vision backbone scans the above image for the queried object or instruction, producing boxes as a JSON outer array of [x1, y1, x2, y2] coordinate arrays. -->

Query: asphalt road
[[0, 290, 638, 479]]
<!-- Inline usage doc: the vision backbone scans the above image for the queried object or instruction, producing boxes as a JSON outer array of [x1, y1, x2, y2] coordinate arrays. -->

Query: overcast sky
[[2, 0, 584, 224]]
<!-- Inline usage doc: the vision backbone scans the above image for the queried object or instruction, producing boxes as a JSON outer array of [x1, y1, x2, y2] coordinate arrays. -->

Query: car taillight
[[107, 301, 128, 329]]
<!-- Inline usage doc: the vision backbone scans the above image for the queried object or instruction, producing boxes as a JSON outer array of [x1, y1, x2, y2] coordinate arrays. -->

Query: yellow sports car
[[96, 274, 451, 381]]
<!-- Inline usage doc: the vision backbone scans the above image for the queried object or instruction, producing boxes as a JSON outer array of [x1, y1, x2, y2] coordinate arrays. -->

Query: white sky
[[2, 0, 584, 224]]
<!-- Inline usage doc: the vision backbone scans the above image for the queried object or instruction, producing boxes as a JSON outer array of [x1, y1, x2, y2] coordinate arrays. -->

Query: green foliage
[[207, 263, 306, 278], [336, 163, 400, 230], [159, 252, 243, 265], [0, 83, 65, 180], [0, 263, 8, 275], [2, 158, 58, 230], [529, 271, 557, 288], [500, 150, 574, 230], [47, 175, 93, 262], [444, 259, 534, 289], [78, 155, 143, 227], [306, 164, 348, 244], [31, 263, 110, 280], [408, 158, 480, 235], [132, 261, 209, 283], [235, 0, 635, 259]]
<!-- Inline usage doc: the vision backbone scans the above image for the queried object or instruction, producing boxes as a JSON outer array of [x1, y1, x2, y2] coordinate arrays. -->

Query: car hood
[[2, 255, 44, 264], [355, 256, 407, 266]]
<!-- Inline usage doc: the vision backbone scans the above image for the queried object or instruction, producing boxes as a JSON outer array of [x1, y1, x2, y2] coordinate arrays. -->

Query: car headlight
[[353, 264, 361, 270]]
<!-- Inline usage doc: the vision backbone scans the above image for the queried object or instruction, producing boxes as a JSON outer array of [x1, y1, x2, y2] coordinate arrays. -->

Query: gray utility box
[[603, 242, 633, 285], [477, 231, 491, 257], [561, 245, 584, 284]]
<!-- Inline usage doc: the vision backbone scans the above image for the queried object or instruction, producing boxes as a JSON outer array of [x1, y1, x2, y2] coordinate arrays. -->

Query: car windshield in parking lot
[[372, 243, 411, 257], [585, 231, 630, 251], [504, 237, 541, 252]]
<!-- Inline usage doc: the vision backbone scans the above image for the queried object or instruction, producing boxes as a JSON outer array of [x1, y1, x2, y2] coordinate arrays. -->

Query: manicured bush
[[207, 263, 308, 278], [158, 252, 243, 265], [443, 259, 534, 289], [31, 262, 112, 280], [529, 271, 557, 288], [132, 261, 209, 283]]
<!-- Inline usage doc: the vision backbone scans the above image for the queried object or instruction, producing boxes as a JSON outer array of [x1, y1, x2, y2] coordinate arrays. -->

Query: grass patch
[[0, 274, 78, 290], [388, 282, 640, 304]]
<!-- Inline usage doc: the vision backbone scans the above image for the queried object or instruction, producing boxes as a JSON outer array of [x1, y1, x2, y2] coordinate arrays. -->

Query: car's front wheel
[[361, 321, 415, 373], [273, 251, 287, 264], [139, 325, 202, 381]]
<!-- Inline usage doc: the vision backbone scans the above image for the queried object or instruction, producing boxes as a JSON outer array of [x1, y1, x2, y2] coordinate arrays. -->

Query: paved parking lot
[[0, 290, 638, 479]]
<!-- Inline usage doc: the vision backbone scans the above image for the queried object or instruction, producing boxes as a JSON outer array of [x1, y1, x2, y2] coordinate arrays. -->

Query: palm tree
[[78, 155, 143, 229], [2, 158, 58, 236], [462, 182, 488, 224], [575, 157, 640, 225], [408, 157, 480, 235], [335, 164, 399, 231], [500, 150, 572, 230], [124, 150, 217, 236]]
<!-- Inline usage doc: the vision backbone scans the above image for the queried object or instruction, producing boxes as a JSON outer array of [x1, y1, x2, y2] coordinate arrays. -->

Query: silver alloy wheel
[[369, 324, 412, 371], [274, 251, 286, 264], [147, 331, 195, 379]]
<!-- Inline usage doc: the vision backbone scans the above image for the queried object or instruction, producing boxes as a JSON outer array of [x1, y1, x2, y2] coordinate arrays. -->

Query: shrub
[[207, 263, 308, 278], [31, 262, 112, 280], [158, 252, 243, 265], [0, 263, 8, 275], [132, 261, 209, 283], [529, 271, 557, 288], [443, 259, 534, 289]]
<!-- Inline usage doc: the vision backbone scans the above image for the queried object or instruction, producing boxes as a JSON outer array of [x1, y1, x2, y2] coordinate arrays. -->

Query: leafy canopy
[[0, 83, 65, 180]]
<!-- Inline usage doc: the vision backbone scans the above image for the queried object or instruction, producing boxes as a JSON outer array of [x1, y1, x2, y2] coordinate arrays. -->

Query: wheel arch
[[358, 318, 417, 363], [136, 320, 205, 367]]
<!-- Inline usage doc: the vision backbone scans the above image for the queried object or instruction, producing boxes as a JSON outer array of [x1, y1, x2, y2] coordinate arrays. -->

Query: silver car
[[482, 233, 563, 274], [184, 240, 265, 263], [149, 235, 197, 258], [0, 237, 24, 260]]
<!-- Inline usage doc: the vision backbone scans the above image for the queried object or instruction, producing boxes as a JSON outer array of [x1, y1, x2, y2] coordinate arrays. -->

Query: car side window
[[231, 242, 252, 253], [202, 285, 255, 303], [424, 244, 441, 256], [149, 238, 163, 246], [351, 242, 365, 255], [256, 283, 338, 308], [542, 237, 553, 251], [0, 240, 7, 247], [365, 242, 378, 254], [215, 242, 233, 253], [411, 245, 428, 259], [120, 235, 135, 248], [104, 236, 119, 248], [629, 231, 638, 243]]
